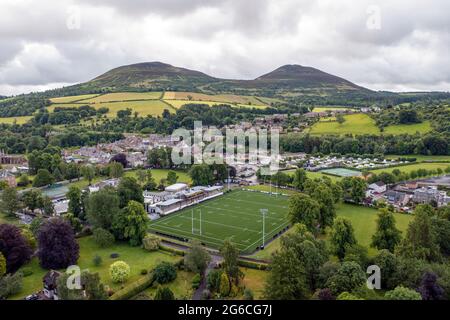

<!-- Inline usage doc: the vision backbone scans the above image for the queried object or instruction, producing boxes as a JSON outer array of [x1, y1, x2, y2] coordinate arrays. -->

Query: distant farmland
[[309, 113, 433, 136]]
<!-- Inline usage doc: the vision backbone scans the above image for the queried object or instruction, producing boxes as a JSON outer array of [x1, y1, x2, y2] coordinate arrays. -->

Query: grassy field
[[163, 92, 265, 105], [386, 154, 450, 162], [335, 203, 412, 251], [251, 203, 413, 260], [283, 169, 342, 182], [383, 121, 432, 135], [124, 169, 192, 185], [49, 94, 100, 103], [80, 92, 163, 103], [10, 237, 181, 300], [164, 99, 266, 110], [370, 162, 450, 175], [0, 116, 33, 124], [310, 114, 379, 135], [312, 106, 353, 112], [149, 190, 290, 254]]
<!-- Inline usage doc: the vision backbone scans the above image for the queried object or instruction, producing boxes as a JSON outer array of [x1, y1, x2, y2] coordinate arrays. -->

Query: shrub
[[385, 286, 422, 300], [141, 269, 148, 275], [110, 272, 154, 301], [93, 255, 103, 267], [109, 261, 130, 283], [237, 259, 268, 270], [337, 292, 363, 300], [0, 252, 6, 277], [0, 272, 23, 299], [153, 262, 177, 284], [207, 269, 222, 291], [154, 286, 175, 300], [243, 288, 254, 300], [142, 234, 161, 251], [110, 253, 120, 259], [191, 273, 201, 289], [219, 273, 231, 297], [21, 267, 33, 277], [93, 228, 115, 248]]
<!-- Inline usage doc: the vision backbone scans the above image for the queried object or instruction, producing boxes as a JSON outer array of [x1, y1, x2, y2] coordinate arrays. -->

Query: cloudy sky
[[1, 0, 449, 95]]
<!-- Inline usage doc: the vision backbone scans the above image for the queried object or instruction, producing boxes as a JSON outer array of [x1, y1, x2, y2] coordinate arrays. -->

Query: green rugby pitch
[[148, 189, 290, 253]]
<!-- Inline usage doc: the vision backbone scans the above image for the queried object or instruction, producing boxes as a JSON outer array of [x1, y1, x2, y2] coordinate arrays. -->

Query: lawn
[[246, 184, 298, 195], [0, 116, 33, 125], [383, 121, 432, 135], [335, 203, 412, 248], [309, 113, 380, 135], [10, 237, 181, 300], [241, 267, 268, 299], [80, 92, 163, 103], [142, 270, 195, 299], [148, 190, 290, 254], [369, 162, 450, 175], [250, 202, 413, 260], [124, 169, 192, 185], [284, 169, 343, 182]]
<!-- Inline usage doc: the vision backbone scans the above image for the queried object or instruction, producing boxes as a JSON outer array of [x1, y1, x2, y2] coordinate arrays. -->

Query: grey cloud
[[0, 0, 449, 95]]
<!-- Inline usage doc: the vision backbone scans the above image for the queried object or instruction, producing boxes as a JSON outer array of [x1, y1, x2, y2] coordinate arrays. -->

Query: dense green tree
[[67, 186, 83, 218], [117, 177, 144, 208], [33, 169, 54, 187], [93, 228, 115, 248], [292, 168, 308, 191], [189, 164, 214, 186], [220, 240, 241, 283], [108, 162, 124, 179], [86, 188, 120, 230], [184, 239, 211, 274], [371, 208, 402, 252], [81, 165, 96, 185], [396, 205, 441, 262], [373, 250, 399, 290], [166, 171, 179, 185], [0, 186, 21, 217], [0, 252, 6, 277], [330, 217, 357, 260], [116, 201, 148, 246], [264, 247, 309, 300], [288, 194, 320, 232], [328, 261, 366, 295]]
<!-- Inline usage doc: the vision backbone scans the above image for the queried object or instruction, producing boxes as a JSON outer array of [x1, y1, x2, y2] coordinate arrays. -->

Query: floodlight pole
[[191, 209, 194, 234], [260, 209, 268, 248], [199, 208, 202, 236]]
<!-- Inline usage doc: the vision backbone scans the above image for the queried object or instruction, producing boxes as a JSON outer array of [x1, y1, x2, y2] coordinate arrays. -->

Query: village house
[[368, 181, 387, 194], [385, 190, 410, 207], [42, 270, 61, 300], [413, 186, 447, 207], [88, 178, 119, 193], [0, 170, 17, 187]]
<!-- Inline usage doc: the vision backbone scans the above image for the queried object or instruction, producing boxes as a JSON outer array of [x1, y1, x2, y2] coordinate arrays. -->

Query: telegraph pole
[[199, 208, 202, 236], [191, 208, 194, 234], [260, 209, 268, 248]]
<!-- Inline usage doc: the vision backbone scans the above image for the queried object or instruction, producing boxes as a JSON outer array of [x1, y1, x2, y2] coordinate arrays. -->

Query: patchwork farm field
[[312, 106, 354, 112], [310, 113, 432, 136], [163, 91, 266, 105], [79, 92, 163, 103], [370, 162, 450, 175], [164, 99, 266, 110], [49, 94, 100, 103], [383, 121, 432, 135], [0, 116, 33, 124], [149, 190, 290, 253], [310, 113, 379, 135]]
